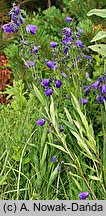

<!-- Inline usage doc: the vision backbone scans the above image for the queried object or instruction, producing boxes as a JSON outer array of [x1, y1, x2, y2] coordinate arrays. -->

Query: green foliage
[[87, 9, 106, 18], [90, 31, 106, 42], [87, 8, 106, 56], [63, 0, 106, 24]]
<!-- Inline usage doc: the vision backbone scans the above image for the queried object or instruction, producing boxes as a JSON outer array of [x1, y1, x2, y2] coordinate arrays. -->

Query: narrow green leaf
[[71, 131, 92, 157], [33, 84, 45, 106], [61, 119, 78, 132], [90, 31, 106, 42], [72, 177, 82, 191], [89, 175, 101, 181], [50, 96, 56, 126], [64, 107, 74, 125], [47, 142, 67, 153], [71, 93, 80, 110], [87, 9, 106, 18], [41, 124, 47, 147], [49, 166, 58, 186], [40, 144, 47, 168], [68, 171, 82, 179]]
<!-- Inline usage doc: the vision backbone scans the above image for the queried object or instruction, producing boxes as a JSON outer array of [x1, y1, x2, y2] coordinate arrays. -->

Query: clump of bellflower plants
[[1, 4, 106, 200]]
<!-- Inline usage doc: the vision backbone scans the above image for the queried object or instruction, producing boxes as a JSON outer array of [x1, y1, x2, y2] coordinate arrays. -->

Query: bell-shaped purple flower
[[64, 47, 68, 54], [50, 42, 58, 48], [76, 55, 80, 61], [62, 72, 67, 79], [11, 14, 18, 22], [96, 95, 105, 104], [75, 33, 80, 38], [25, 60, 35, 68], [45, 88, 53, 97], [85, 72, 89, 80], [92, 81, 100, 90], [80, 98, 88, 105], [78, 192, 89, 200], [98, 76, 103, 82], [50, 156, 56, 162], [59, 125, 64, 133], [2, 23, 15, 33], [32, 46, 38, 53], [62, 36, 73, 45], [84, 86, 90, 94], [46, 61, 55, 69], [84, 55, 92, 60], [26, 24, 38, 34], [41, 79, 50, 88], [62, 27, 72, 36], [65, 17, 72, 22], [37, 119, 45, 126], [55, 80, 62, 88], [19, 17, 24, 24], [20, 40, 29, 45], [100, 85, 106, 94], [76, 40, 84, 48], [76, 27, 84, 33], [21, 12, 26, 18], [57, 165, 61, 172], [13, 5, 21, 15]]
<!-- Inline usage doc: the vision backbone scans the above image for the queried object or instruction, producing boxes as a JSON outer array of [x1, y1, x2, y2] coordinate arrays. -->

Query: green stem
[[101, 105, 106, 185], [102, 61, 106, 184], [64, 143, 97, 200]]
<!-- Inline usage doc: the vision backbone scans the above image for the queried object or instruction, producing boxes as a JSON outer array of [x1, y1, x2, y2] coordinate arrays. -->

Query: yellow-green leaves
[[87, 9, 106, 18], [33, 84, 45, 106], [64, 93, 97, 159]]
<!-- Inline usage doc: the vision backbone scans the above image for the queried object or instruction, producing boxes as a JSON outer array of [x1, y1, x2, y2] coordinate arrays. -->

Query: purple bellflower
[[59, 125, 64, 133], [65, 17, 72, 22], [78, 192, 89, 200], [2, 23, 13, 33], [55, 80, 62, 88], [41, 79, 50, 88], [32, 46, 38, 53], [45, 88, 53, 97], [98, 76, 103, 82], [50, 42, 58, 48], [84, 55, 92, 60], [46, 61, 55, 69], [76, 27, 84, 33], [26, 24, 38, 34], [100, 85, 106, 94], [20, 40, 29, 45], [50, 156, 56, 162], [85, 72, 89, 80], [62, 27, 72, 36], [64, 47, 68, 54], [25, 60, 35, 68], [57, 165, 61, 172], [62, 36, 73, 45], [76, 55, 80, 61], [84, 86, 90, 94], [96, 95, 105, 104], [92, 81, 100, 90], [37, 119, 45, 126], [80, 98, 88, 105], [76, 40, 84, 48], [75, 33, 80, 38]]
